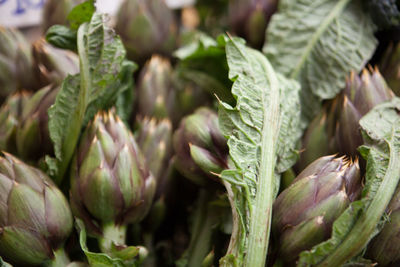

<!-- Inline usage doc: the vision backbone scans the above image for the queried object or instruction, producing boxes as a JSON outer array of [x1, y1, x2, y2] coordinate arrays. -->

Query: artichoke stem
[[99, 223, 127, 254], [45, 247, 70, 267], [177, 189, 218, 267]]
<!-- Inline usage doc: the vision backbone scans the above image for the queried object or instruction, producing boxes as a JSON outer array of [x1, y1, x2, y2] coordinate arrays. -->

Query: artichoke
[[0, 153, 73, 266], [42, 0, 84, 31], [173, 107, 228, 186], [229, 0, 277, 48], [32, 39, 79, 89], [136, 56, 174, 119], [136, 117, 173, 191], [15, 85, 59, 161], [0, 92, 31, 153], [0, 27, 34, 101], [366, 186, 400, 266], [70, 111, 156, 249], [335, 69, 394, 157], [272, 155, 361, 263], [115, 0, 177, 63]]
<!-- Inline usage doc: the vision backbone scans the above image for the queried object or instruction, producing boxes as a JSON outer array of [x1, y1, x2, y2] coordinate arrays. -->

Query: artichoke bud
[[0, 153, 73, 265], [15, 85, 59, 161], [137, 56, 173, 119], [380, 42, 400, 96], [272, 155, 361, 263], [0, 27, 34, 100], [115, 0, 177, 63], [366, 186, 400, 266], [173, 107, 228, 186], [70, 111, 156, 235], [42, 0, 84, 31], [32, 39, 79, 89], [136, 117, 172, 185], [335, 69, 394, 156], [0, 92, 31, 153], [229, 0, 277, 48]]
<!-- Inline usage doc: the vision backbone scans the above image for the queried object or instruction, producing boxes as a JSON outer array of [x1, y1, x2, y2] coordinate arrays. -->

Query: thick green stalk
[[186, 190, 217, 267], [317, 146, 400, 266], [45, 247, 70, 267], [99, 223, 127, 253], [244, 55, 280, 267]]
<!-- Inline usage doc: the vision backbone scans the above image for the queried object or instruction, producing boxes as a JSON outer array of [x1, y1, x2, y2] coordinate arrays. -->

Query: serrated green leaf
[[76, 219, 139, 267], [263, 0, 377, 122], [47, 13, 134, 184], [218, 37, 301, 267], [174, 33, 233, 104], [67, 0, 96, 30], [297, 98, 400, 266], [46, 25, 77, 51]]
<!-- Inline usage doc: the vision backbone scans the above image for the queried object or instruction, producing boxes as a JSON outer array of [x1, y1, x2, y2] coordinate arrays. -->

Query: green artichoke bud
[[136, 117, 172, 193], [115, 0, 177, 63], [173, 107, 229, 186], [0, 153, 73, 266], [272, 155, 361, 263], [0, 92, 31, 153], [15, 85, 59, 161], [0, 27, 34, 101], [42, 0, 84, 31], [366, 186, 400, 266], [137, 56, 174, 119], [229, 0, 277, 48], [70, 111, 156, 235], [32, 39, 79, 89], [380, 42, 400, 96], [335, 69, 394, 156]]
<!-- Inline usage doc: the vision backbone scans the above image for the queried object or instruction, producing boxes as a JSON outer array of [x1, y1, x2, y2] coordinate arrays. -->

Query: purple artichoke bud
[[32, 39, 79, 89], [335, 69, 394, 156], [173, 107, 229, 186], [137, 56, 174, 119], [42, 0, 84, 31], [380, 42, 400, 96], [229, 0, 277, 48], [0, 153, 73, 266], [0, 92, 31, 153], [15, 85, 59, 161], [136, 117, 172, 191], [115, 0, 178, 63], [366, 186, 400, 266], [70, 111, 156, 236], [273, 155, 361, 263], [0, 27, 34, 100]]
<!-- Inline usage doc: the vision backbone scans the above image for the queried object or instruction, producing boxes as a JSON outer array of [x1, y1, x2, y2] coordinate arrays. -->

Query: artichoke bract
[[15, 85, 59, 161], [0, 153, 73, 266], [137, 56, 174, 119], [272, 155, 361, 263], [0, 27, 34, 101], [115, 0, 177, 63], [229, 0, 277, 48], [366, 186, 400, 266], [173, 107, 228, 186], [136, 117, 172, 191], [0, 92, 31, 154], [70, 111, 156, 247], [335, 69, 394, 157], [32, 39, 79, 89]]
